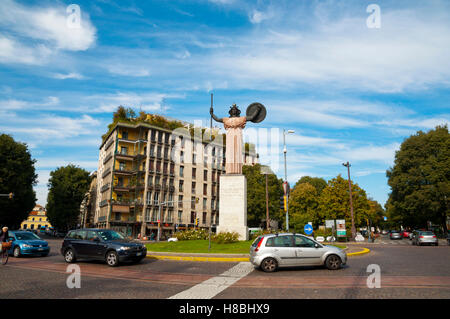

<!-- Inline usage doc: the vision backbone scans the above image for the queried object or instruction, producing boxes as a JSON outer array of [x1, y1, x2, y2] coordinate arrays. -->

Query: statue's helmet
[[228, 104, 241, 117]]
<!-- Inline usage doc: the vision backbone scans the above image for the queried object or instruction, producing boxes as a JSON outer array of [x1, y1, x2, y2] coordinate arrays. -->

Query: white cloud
[[52, 72, 85, 80], [106, 65, 151, 77], [0, 0, 96, 65]]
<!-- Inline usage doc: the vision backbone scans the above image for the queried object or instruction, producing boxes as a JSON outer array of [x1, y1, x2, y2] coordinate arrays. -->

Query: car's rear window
[[421, 231, 434, 235], [251, 236, 262, 247]]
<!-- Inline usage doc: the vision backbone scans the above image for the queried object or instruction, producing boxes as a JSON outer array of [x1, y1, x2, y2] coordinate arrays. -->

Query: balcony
[[102, 167, 111, 178], [103, 152, 113, 165], [99, 200, 108, 208], [114, 167, 133, 175], [105, 138, 114, 151], [100, 183, 111, 193]]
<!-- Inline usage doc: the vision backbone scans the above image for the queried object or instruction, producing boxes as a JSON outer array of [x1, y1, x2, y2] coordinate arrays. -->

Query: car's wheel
[[13, 246, 21, 258], [64, 248, 76, 263], [325, 254, 342, 270], [106, 251, 119, 267], [260, 257, 278, 272]]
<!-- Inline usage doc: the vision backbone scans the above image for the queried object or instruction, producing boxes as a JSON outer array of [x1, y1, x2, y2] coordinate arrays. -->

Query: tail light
[[420, 236, 424, 238], [254, 237, 264, 252], [432, 236, 436, 238]]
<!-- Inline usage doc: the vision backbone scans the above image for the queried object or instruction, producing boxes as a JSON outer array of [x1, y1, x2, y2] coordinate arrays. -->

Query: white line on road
[[168, 262, 254, 299]]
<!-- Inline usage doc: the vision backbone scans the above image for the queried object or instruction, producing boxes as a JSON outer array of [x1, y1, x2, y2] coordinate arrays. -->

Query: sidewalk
[[145, 244, 370, 262]]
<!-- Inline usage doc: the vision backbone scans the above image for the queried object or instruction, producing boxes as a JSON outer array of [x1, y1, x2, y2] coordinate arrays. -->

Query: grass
[[145, 240, 347, 254], [145, 240, 254, 254]]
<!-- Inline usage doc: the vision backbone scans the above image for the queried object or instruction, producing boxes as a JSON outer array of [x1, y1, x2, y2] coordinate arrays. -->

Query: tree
[[289, 183, 320, 231], [293, 176, 327, 195], [46, 165, 91, 231], [318, 174, 371, 233], [243, 164, 284, 228], [386, 125, 449, 233], [0, 134, 37, 228]]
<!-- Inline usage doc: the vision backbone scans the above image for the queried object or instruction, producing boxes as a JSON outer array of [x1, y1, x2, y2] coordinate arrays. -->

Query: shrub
[[173, 229, 208, 240], [211, 232, 240, 244], [249, 229, 277, 241]]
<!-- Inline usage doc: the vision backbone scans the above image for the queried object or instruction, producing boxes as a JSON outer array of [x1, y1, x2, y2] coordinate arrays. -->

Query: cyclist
[[0, 226, 9, 254]]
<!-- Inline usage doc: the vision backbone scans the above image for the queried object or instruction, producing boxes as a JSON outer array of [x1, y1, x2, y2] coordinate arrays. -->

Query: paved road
[[1, 238, 449, 299]]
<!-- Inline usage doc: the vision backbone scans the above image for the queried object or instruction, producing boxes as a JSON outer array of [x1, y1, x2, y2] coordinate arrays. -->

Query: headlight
[[22, 244, 33, 248], [119, 246, 131, 251]]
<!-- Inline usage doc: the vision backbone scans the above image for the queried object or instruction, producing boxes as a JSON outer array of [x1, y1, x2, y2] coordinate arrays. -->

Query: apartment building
[[95, 118, 258, 238]]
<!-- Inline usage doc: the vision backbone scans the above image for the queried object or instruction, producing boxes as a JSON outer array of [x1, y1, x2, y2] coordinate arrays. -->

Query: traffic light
[[195, 218, 199, 226], [195, 197, 199, 204], [9, 192, 13, 199], [279, 196, 287, 211]]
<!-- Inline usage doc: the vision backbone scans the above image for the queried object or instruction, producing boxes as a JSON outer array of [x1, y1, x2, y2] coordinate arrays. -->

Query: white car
[[168, 237, 178, 242]]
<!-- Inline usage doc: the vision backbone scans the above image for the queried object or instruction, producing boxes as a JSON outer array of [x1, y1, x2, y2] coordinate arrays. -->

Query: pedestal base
[[217, 175, 248, 241]]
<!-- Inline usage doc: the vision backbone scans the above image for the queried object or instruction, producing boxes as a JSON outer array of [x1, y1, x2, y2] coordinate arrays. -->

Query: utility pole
[[283, 129, 294, 231], [343, 161, 356, 240]]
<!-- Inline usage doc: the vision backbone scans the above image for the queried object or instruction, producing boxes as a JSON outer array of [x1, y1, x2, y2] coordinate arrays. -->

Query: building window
[[115, 213, 121, 221], [178, 211, 183, 223], [192, 182, 196, 193], [119, 162, 125, 171], [204, 170, 208, 181], [180, 166, 184, 177], [179, 180, 184, 192], [23, 224, 27, 229], [192, 167, 196, 178], [191, 196, 196, 209], [192, 154, 196, 164], [122, 131, 128, 139], [202, 212, 207, 225], [178, 195, 183, 208], [190, 212, 195, 224], [203, 198, 207, 210]]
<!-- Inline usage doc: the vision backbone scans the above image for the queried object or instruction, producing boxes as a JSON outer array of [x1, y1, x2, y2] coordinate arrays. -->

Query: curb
[[146, 247, 371, 262], [347, 247, 371, 256]]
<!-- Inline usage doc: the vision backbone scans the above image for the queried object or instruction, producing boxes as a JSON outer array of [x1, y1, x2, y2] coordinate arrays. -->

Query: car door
[[71, 230, 88, 256], [293, 236, 324, 266], [84, 230, 105, 259], [265, 235, 296, 266]]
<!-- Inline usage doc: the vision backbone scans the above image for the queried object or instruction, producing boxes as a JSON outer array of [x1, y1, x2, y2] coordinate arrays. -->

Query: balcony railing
[[103, 152, 113, 164], [100, 183, 111, 193], [102, 167, 111, 178]]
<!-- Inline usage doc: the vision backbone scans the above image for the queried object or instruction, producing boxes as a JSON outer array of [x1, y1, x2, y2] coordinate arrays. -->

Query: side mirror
[[8, 237, 14, 242], [314, 243, 320, 248]]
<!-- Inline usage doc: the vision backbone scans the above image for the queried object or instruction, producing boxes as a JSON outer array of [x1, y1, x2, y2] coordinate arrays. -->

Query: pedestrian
[[0, 227, 9, 253], [150, 232, 155, 241]]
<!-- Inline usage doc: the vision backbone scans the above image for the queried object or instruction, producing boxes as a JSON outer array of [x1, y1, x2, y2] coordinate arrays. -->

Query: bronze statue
[[210, 102, 266, 174]]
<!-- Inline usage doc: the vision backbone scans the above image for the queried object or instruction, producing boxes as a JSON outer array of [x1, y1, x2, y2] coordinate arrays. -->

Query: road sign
[[304, 224, 313, 235], [325, 220, 335, 228], [336, 219, 346, 237]]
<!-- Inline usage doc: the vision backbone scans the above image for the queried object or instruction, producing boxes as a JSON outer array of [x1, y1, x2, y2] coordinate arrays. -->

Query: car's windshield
[[98, 230, 125, 241], [14, 232, 41, 240]]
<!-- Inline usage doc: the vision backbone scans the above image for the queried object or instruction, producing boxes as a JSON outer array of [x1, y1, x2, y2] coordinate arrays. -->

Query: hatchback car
[[412, 231, 438, 246], [250, 233, 347, 272], [7, 230, 50, 257], [61, 228, 147, 267], [389, 230, 402, 240]]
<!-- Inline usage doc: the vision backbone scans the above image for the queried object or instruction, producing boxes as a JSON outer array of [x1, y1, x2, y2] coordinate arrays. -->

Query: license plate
[[38, 248, 44, 251], [136, 252, 142, 256]]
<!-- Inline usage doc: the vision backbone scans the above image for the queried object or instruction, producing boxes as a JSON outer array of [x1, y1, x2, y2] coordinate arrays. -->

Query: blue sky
[[0, 0, 449, 207]]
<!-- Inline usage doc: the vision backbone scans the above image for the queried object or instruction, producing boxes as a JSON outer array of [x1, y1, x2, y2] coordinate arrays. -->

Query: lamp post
[[283, 129, 295, 232], [261, 166, 273, 230], [342, 161, 356, 240]]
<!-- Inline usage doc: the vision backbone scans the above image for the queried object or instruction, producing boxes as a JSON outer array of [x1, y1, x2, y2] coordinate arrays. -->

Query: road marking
[[168, 262, 254, 299]]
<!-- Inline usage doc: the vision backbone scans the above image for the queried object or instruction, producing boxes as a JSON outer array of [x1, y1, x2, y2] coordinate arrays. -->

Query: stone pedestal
[[217, 175, 248, 241]]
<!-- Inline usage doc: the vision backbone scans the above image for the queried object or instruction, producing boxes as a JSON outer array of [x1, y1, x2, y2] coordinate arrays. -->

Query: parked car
[[381, 229, 388, 235], [7, 230, 50, 257], [412, 231, 438, 246], [389, 230, 402, 240], [249, 233, 347, 272], [401, 230, 411, 238], [61, 228, 147, 267]]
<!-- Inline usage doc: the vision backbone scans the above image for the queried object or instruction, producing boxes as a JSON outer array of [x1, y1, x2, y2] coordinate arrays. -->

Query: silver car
[[249, 233, 347, 272], [412, 231, 438, 246]]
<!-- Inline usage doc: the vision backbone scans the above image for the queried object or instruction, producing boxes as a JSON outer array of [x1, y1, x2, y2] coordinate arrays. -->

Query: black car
[[61, 228, 147, 267]]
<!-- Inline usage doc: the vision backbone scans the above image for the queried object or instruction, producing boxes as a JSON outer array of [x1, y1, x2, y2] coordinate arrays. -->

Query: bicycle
[[1, 242, 11, 265]]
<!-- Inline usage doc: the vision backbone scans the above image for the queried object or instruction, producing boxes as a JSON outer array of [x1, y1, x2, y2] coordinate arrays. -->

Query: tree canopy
[[386, 125, 449, 233], [46, 165, 91, 231], [243, 164, 284, 228], [0, 134, 37, 228], [293, 176, 327, 195]]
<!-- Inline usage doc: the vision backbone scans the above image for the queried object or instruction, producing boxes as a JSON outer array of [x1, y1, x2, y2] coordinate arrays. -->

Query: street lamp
[[261, 165, 274, 230], [283, 129, 295, 232], [342, 161, 356, 241]]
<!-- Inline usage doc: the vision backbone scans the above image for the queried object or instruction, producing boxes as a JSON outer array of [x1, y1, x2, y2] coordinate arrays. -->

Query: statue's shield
[[246, 103, 266, 123]]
